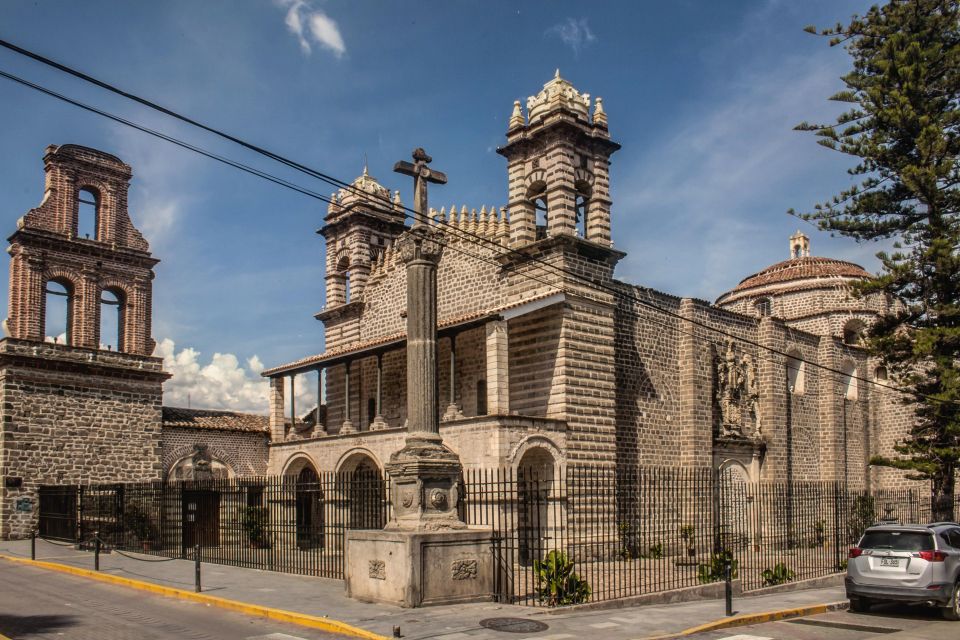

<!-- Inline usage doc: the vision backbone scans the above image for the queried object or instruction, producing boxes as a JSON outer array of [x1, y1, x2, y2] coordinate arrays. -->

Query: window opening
[[755, 298, 772, 317], [875, 366, 888, 381], [786, 353, 805, 395], [77, 188, 98, 240], [44, 280, 72, 345], [841, 362, 858, 401], [100, 288, 124, 351]]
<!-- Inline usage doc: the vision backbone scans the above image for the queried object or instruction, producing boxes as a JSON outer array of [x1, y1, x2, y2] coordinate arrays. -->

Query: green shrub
[[123, 504, 157, 544], [642, 542, 664, 560], [809, 520, 826, 548], [697, 551, 738, 584], [534, 550, 591, 606], [761, 563, 796, 586], [240, 506, 270, 546]]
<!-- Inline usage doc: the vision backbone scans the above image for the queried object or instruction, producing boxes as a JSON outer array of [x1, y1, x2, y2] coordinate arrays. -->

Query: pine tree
[[791, 0, 960, 521]]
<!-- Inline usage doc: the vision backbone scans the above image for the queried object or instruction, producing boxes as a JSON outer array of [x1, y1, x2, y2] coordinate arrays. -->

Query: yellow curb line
[[0, 554, 388, 640], [642, 601, 849, 639]]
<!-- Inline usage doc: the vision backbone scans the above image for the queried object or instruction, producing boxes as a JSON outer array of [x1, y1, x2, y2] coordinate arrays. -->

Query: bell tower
[[497, 70, 621, 249], [319, 167, 406, 308], [1, 145, 168, 540]]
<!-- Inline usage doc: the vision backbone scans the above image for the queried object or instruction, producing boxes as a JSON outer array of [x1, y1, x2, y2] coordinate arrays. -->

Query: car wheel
[[849, 596, 871, 613], [943, 582, 960, 621]]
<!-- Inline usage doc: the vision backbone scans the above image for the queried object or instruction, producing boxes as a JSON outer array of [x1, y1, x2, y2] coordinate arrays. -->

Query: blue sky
[[0, 0, 877, 412]]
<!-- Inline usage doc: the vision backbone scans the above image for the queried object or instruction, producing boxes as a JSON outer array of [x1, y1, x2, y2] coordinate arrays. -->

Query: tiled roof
[[263, 289, 563, 377], [162, 406, 269, 433], [730, 257, 871, 293]]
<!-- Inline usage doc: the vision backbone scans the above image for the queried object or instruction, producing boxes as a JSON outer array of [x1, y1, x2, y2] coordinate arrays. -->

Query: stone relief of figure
[[715, 341, 761, 439]]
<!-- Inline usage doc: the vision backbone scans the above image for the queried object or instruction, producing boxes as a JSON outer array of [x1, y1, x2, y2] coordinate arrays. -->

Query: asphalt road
[[0, 561, 343, 640], [691, 603, 956, 640]]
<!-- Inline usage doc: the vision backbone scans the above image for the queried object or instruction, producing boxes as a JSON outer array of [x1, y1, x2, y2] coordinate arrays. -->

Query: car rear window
[[859, 530, 934, 551]]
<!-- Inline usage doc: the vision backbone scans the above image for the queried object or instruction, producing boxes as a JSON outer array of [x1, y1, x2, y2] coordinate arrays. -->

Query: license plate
[[879, 557, 901, 567]]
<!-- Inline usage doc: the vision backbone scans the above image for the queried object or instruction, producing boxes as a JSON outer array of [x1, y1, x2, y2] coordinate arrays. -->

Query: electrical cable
[[0, 55, 947, 407]]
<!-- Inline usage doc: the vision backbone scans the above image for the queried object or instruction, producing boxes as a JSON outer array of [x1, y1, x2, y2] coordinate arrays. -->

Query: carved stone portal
[[715, 341, 760, 439]]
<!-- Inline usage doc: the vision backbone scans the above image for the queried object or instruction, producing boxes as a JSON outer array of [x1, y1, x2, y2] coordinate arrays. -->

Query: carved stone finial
[[509, 99, 525, 129], [594, 97, 608, 128]]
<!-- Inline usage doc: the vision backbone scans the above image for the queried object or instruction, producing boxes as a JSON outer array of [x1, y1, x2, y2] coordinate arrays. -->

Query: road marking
[[716, 636, 773, 640]]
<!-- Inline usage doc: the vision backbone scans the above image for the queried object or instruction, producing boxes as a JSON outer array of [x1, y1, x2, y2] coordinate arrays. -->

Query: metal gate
[[38, 485, 79, 541]]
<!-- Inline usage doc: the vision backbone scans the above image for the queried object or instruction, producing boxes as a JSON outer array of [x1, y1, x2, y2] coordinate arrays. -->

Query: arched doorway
[[718, 461, 752, 551], [337, 452, 385, 530], [517, 447, 556, 565], [295, 465, 324, 550]]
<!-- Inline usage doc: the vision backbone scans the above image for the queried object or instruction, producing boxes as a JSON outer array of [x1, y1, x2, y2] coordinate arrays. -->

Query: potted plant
[[241, 506, 270, 548], [124, 504, 158, 551], [676, 524, 697, 566]]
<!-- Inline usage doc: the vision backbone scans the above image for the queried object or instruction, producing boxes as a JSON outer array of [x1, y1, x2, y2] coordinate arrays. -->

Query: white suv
[[846, 522, 960, 620]]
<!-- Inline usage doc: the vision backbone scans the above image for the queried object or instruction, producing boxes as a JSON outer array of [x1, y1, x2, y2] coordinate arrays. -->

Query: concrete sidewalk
[[0, 538, 848, 639]]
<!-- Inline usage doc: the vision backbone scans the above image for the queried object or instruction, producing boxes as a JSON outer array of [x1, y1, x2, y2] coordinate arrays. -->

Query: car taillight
[[918, 550, 947, 562], [848, 547, 863, 558]]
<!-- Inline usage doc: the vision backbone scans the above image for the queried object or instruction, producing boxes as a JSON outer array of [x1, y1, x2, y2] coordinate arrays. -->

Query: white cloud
[[546, 18, 596, 56], [155, 338, 316, 414], [278, 0, 345, 58]]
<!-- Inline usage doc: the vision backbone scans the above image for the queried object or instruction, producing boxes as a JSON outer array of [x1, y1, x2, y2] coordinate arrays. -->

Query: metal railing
[[37, 469, 954, 606]]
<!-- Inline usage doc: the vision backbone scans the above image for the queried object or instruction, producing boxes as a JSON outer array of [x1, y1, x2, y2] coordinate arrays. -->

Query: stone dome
[[715, 231, 872, 307]]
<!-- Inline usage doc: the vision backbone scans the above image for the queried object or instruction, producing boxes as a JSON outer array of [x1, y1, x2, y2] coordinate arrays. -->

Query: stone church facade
[[263, 73, 914, 494], [0, 145, 267, 539], [0, 74, 918, 540]]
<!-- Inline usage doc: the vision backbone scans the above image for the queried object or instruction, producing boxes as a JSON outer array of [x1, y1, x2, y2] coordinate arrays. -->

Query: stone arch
[[42, 268, 80, 345], [718, 459, 753, 550], [166, 450, 234, 482], [335, 448, 383, 476], [336, 449, 385, 530], [842, 318, 866, 346], [525, 179, 548, 239], [97, 278, 132, 352], [508, 435, 564, 470], [163, 443, 241, 480], [281, 452, 321, 477], [514, 442, 560, 564]]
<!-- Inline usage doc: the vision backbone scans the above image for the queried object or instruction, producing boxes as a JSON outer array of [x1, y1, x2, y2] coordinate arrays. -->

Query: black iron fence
[[39, 472, 387, 580], [36, 468, 955, 606]]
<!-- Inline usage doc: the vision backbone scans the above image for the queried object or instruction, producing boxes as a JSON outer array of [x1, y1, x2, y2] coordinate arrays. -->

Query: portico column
[[314, 367, 327, 436], [341, 361, 355, 434], [371, 354, 387, 430], [269, 377, 286, 442], [442, 333, 463, 421], [485, 319, 509, 414]]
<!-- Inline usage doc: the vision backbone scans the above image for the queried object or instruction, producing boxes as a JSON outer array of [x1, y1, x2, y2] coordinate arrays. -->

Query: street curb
[[0, 554, 388, 640], [642, 600, 849, 639]]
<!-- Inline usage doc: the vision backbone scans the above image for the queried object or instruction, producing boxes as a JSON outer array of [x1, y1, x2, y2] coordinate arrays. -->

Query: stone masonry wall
[[0, 340, 165, 539]]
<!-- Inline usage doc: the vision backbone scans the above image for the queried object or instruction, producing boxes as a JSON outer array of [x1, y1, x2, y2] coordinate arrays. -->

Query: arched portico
[[336, 450, 385, 530]]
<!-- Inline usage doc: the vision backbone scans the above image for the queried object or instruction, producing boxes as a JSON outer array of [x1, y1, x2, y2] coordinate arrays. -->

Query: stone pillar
[[341, 361, 355, 434], [442, 334, 463, 421], [269, 377, 286, 443], [314, 368, 327, 437], [484, 320, 509, 414], [384, 226, 464, 529], [371, 354, 387, 430], [817, 335, 840, 481]]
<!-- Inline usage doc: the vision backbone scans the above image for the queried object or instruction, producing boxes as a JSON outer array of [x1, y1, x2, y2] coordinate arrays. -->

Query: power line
[[0, 52, 944, 407]]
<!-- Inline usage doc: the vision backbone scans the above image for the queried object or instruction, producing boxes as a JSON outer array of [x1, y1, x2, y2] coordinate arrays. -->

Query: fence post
[[724, 556, 733, 616], [833, 482, 841, 572], [195, 544, 201, 592], [31, 529, 36, 560], [94, 530, 101, 571]]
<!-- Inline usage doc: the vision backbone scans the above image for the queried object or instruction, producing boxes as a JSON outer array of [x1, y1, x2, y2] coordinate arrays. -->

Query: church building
[[262, 72, 912, 494]]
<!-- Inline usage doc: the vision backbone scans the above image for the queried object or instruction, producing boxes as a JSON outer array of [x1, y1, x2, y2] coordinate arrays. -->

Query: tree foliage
[[791, 0, 960, 520]]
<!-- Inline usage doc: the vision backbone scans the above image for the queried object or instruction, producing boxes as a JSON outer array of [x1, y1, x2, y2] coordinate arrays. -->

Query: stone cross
[[394, 148, 447, 227]]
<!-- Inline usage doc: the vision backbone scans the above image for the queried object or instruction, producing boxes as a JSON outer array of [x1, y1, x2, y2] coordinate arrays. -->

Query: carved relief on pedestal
[[451, 559, 478, 580], [369, 559, 386, 580], [715, 340, 761, 440]]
